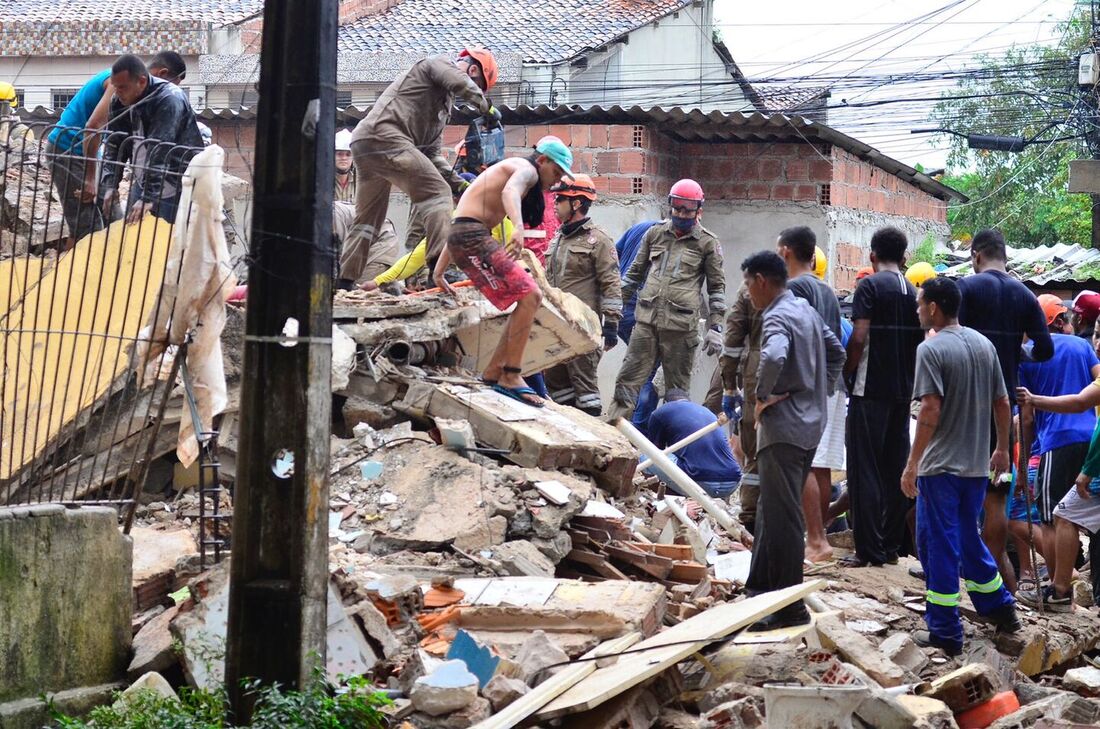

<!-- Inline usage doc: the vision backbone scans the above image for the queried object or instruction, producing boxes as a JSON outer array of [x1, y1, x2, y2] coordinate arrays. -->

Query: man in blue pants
[[613, 220, 660, 430], [901, 277, 1020, 655]]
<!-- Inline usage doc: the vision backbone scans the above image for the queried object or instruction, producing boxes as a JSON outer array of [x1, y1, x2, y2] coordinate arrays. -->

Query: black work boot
[[747, 601, 811, 632], [985, 604, 1022, 633], [913, 630, 962, 657]]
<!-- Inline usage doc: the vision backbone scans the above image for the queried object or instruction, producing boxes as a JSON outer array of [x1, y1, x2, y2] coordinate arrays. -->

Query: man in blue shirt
[[958, 228, 1053, 593], [647, 388, 741, 498], [1017, 294, 1100, 608], [614, 220, 661, 430]]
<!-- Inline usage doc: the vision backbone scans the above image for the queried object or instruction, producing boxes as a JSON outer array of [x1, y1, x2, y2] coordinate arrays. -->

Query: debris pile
[[112, 281, 1100, 728]]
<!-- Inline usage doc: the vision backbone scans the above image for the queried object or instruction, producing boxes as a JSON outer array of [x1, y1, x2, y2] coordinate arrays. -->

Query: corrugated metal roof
[[939, 242, 1100, 286]]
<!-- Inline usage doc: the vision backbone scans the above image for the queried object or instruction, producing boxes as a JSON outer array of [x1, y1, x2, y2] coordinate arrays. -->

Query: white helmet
[[335, 129, 353, 152], [197, 122, 212, 147]]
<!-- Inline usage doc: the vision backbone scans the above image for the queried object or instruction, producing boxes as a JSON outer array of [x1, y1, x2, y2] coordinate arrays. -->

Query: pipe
[[384, 340, 435, 366], [618, 417, 745, 542], [638, 412, 728, 471]]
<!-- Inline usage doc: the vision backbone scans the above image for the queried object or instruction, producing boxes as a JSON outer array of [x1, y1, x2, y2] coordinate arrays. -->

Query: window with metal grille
[[819, 184, 831, 206], [14, 88, 24, 109], [336, 90, 353, 108], [51, 89, 79, 109], [633, 177, 644, 194]]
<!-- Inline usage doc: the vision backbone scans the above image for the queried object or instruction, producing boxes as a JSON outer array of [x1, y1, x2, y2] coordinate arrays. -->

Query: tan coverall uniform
[[608, 221, 726, 421], [333, 201, 398, 284], [348, 55, 488, 279], [334, 169, 356, 204], [720, 284, 762, 531], [544, 219, 623, 415]]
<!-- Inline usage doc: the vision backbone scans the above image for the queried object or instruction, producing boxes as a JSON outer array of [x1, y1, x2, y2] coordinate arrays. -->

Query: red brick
[[794, 184, 818, 202], [714, 158, 735, 180], [609, 125, 636, 148], [569, 125, 591, 148], [595, 151, 618, 174], [525, 124, 552, 147], [502, 126, 526, 148], [759, 159, 782, 181], [771, 184, 794, 200], [587, 124, 608, 148], [770, 143, 799, 157], [549, 124, 573, 144], [747, 183, 770, 199], [619, 151, 645, 174], [591, 176, 611, 193], [727, 183, 748, 199], [608, 176, 634, 194], [785, 160, 809, 181], [809, 159, 833, 182], [857, 189, 870, 210], [574, 150, 594, 171], [735, 160, 760, 181]]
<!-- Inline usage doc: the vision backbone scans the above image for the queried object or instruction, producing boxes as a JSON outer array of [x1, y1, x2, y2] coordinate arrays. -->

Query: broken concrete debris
[[410, 660, 480, 716]]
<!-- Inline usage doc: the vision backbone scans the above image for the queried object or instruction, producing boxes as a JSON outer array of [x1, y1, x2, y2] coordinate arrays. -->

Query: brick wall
[[208, 119, 256, 179], [831, 148, 947, 223]]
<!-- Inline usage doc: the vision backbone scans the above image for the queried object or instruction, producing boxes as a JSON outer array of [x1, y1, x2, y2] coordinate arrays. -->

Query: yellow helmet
[[906, 262, 936, 287], [812, 245, 827, 279], [0, 82, 16, 109]]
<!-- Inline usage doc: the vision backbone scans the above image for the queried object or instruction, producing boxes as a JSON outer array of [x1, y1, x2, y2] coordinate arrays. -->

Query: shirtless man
[[433, 136, 574, 406]]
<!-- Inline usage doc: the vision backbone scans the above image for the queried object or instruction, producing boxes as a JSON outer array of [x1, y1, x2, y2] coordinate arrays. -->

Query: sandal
[[492, 383, 544, 408]]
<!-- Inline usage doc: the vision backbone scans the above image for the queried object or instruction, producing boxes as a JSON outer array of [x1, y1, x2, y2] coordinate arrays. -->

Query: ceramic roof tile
[[0, 0, 263, 24], [338, 0, 693, 64]]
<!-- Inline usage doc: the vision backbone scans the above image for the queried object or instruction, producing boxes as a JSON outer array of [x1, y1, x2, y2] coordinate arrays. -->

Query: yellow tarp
[[0, 216, 172, 480]]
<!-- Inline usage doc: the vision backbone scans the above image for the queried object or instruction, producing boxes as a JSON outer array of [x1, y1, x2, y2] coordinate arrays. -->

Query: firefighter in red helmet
[[608, 179, 727, 421]]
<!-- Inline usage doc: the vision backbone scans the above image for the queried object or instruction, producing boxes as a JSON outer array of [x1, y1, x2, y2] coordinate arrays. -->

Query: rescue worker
[[0, 82, 33, 144], [335, 129, 356, 203], [607, 179, 726, 421], [349, 46, 497, 275], [543, 174, 622, 416], [721, 283, 763, 535], [813, 245, 827, 280]]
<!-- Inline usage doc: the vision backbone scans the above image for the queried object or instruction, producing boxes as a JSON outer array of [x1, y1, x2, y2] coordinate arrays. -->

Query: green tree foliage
[[932, 13, 1091, 247]]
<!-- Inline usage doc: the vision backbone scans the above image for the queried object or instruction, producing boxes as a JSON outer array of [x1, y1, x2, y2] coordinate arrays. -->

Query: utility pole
[[1067, 0, 1100, 248], [1091, 0, 1100, 250], [224, 0, 337, 721]]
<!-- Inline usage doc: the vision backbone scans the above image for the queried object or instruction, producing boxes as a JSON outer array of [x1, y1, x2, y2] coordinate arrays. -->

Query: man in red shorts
[[433, 136, 573, 406]]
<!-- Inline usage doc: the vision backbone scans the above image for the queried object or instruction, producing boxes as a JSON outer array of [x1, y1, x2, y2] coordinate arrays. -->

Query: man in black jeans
[[843, 226, 923, 567], [99, 54, 203, 225], [957, 228, 1053, 593]]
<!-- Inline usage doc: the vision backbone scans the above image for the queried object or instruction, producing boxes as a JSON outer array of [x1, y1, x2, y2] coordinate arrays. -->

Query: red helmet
[[669, 179, 704, 206], [459, 46, 499, 91]]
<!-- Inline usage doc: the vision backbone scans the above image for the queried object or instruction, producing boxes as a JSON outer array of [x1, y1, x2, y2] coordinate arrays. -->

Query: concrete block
[[879, 632, 928, 673], [410, 659, 479, 716], [118, 672, 176, 704], [0, 682, 122, 729], [815, 614, 914, 688], [515, 629, 570, 685], [489, 540, 556, 577], [921, 663, 999, 713], [483, 675, 528, 711], [0, 506, 131, 703], [1063, 666, 1100, 697], [128, 604, 181, 678]]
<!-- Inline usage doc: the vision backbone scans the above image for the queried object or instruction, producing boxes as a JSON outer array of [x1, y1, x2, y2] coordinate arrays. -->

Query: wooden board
[[535, 580, 826, 720], [471, 631, 641, 729]]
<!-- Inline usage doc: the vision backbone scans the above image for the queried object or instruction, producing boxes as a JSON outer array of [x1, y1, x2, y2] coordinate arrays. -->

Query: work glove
[[703, 325, 723, 356], [722, 391, 743, 423], [484, 105, 502, 128], [602, 321, 619, 350]]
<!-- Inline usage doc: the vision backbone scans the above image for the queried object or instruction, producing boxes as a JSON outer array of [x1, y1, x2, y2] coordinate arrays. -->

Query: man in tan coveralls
[[543, 173, 622, 416], [347, 46, 497, 280], [607, 179, 726, 421]]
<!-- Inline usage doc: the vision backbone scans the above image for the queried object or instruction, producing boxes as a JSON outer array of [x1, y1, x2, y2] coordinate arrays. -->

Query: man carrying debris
[[543, 174, 622, 416], [432, 137, 574, 406], [647, 388, 741, 499], [957, 228, 1053, 594], [99, 54, 203, 225], [721, 284, 763, 536], [903, 277, 1020, 655], [349, 46, 497, 274], [741, 251, 844, 631], [608, 180, 726, 421], [776, 226, 845, 565]]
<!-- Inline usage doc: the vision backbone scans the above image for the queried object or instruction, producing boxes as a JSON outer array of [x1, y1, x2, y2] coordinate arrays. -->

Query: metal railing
[[0, 117, 210, 531]]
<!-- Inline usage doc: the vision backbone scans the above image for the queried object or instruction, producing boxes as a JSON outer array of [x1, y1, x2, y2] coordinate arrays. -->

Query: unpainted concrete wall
[[0, 505, 131, 702]]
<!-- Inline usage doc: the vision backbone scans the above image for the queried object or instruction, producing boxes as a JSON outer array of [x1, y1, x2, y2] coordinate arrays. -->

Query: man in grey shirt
[[742, 251, 845, 630], [902, 277, 1019, 656]]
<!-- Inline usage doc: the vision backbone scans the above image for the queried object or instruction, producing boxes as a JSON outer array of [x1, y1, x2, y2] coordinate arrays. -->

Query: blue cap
[[459, 172, 477, 183], [535, 136, 573, 178]]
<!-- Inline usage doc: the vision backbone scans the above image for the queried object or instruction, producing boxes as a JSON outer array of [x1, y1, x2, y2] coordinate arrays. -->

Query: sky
[[713, 0, 1078, 170]]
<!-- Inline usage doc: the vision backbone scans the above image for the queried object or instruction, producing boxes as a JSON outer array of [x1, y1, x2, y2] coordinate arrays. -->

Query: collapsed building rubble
[[9, 193, 1100, 727]]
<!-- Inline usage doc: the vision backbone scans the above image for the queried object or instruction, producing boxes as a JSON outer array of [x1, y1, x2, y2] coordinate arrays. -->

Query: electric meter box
[[1080, 53, 1100, 86]]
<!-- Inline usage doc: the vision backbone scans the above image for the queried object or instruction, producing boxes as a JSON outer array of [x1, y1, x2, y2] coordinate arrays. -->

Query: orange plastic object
[[416, 604, 462, 632], [957, 691, 1020, 729], [410, 280, 474, 296], [424, 586, 465, 608]]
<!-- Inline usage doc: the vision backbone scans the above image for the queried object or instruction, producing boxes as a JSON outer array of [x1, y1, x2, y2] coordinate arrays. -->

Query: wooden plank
[[568, 529, 592, 548], [471, 632, 641, 729], [625, 542, 694, 561], [566, 549, 631, 581], [604, 544, 673, 580], [668, 561, 710, 583], [535, 580, 826, 720]]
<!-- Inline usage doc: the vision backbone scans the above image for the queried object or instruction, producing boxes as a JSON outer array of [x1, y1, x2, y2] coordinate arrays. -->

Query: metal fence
[[0, 117, 215, 532]]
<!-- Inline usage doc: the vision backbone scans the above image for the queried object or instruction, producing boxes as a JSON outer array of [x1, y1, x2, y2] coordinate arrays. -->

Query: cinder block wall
[[0, 505, 131, 702]]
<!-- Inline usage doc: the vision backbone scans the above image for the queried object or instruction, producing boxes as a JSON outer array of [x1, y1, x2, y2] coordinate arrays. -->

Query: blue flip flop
[[492, 383, 544, 408]]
